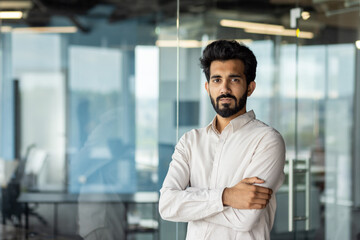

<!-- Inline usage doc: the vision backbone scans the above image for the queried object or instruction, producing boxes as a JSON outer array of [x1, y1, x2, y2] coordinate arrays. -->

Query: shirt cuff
[[207, 188, 225, 214]]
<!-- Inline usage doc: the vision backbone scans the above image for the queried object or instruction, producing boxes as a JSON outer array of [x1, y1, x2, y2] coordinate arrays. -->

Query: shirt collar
[[206, 110, 256, 134]]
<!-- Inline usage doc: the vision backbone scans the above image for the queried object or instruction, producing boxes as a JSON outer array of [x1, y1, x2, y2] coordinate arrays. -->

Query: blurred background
[[0, 0, 359, 239]]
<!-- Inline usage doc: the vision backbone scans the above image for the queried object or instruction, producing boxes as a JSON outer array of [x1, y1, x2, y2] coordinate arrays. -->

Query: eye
[[212, 78, 221, 83], [231, 78, 241, 82]]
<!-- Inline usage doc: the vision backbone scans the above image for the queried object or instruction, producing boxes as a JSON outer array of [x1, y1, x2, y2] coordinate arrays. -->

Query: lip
[[219, 98, 233, 103]]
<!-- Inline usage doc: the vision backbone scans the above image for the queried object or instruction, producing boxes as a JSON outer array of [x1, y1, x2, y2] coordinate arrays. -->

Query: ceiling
[[0, 0, 359, 36]]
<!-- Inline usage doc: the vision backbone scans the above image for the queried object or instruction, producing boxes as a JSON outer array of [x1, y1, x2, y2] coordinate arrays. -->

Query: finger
[[249, 203, 267, 209], [253, 186, 273, 195], [249, 198, 269, 205], [254, 192, 272, 200], [241, 177, 265, 184], [246, 184, 272, 194]]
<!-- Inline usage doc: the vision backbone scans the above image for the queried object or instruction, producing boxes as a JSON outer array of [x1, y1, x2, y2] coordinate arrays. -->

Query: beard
[[210, 90, 248, 118]]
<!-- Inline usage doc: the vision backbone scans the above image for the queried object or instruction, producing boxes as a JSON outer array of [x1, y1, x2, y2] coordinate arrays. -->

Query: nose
[[220, 80, 231, 94]]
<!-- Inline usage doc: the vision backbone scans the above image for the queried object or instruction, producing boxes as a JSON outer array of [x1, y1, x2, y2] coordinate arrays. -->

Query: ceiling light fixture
[[220, 19, 284, 32], [220, 19, 314, 39], [0, 26, 12, 32], [156, 40, 202, 48], [0, 11, 23, 19], [12, 26, 78, 33], [356, 40, 360, 49], [244, 28, 314, 39], [301, 11, 311, 20], [0, 1, 32, 9], [219, 19, 314, 39]]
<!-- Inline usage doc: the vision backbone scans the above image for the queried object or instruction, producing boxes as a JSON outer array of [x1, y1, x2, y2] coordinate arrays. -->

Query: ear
[[205, 81, 209, 95], [247, 81, 256, 96]]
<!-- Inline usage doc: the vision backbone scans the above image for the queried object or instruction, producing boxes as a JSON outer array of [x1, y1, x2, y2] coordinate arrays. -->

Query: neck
[[216, 108, 246, 133]]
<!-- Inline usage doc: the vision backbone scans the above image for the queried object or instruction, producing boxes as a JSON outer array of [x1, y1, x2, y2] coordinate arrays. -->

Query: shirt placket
[[209, 128, 230, 189]]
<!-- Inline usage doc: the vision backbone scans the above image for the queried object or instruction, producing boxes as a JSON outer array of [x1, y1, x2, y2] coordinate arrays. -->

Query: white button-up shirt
[[159, 110, 285, 240]]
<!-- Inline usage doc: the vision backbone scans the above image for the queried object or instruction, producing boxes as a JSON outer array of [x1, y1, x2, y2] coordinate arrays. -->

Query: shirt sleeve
[[158, 134, 225, 222], [202, 130, 286, 231]]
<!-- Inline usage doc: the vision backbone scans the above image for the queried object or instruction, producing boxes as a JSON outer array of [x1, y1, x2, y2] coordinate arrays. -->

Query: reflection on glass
[[68, 45, 129, 193], [68, 45, 129, 239]]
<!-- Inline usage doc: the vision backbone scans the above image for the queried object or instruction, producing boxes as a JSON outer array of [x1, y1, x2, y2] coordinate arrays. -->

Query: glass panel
[[324, 44, 355, 239], [295, 4, 359, 239], [0, 3, 177, 240], [175, 1, 360, 240]]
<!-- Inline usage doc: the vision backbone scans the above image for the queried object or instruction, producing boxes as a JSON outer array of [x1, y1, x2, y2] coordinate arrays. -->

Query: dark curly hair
[[200, 40, 257, 85]]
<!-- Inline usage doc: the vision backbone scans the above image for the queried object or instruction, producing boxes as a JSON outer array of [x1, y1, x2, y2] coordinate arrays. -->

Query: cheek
[[208, 87, 217, 97], [234, 88, 247, 99]]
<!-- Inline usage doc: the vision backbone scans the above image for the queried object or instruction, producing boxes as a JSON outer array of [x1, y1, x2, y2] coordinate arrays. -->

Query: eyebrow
[[229, 74, 243, 78], [210, 75, 221, 79], [210, 74, 243, 79]]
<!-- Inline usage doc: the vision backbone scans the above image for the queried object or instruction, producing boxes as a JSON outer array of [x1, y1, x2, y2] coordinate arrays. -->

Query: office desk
[[17, 192, 159, 239]]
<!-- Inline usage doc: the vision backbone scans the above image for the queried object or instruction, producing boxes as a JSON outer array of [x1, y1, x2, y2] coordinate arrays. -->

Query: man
[[159, 40, 285, 240]]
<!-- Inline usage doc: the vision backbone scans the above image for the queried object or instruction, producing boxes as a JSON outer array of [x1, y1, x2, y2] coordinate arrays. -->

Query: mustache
[[216, 94, 237, 102]]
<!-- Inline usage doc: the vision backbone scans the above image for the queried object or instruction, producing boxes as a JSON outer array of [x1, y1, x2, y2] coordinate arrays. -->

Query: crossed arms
[[159, 131, 285, 232]]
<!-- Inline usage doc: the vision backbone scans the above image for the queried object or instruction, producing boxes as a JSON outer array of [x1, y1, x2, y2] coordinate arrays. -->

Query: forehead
[[209, 59, 245, 76]]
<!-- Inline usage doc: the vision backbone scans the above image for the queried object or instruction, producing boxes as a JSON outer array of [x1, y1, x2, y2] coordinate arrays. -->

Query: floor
[[0, 224, 81, 240]]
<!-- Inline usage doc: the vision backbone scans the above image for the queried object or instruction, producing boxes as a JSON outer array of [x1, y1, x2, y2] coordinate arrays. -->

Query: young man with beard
[[159, 40, 285, 240]]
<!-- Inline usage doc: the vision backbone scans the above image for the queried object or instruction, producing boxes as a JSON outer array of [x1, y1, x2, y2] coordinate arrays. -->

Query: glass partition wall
[[0, 3, 179, 239], [0, 0, 360, 239], [174, 0, 360, 240]]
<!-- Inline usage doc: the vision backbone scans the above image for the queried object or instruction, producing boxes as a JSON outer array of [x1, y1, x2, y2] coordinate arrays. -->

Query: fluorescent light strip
[[0, 26, 12, 32], [156, 39, 253, 48], [156, 40, 201, 48], [220, 19, 314, 39], [0, 1, 33, 9], [356, 40, 360, 49], [0, 11, 23, 19], [220, 19, 284, 32], [245, 28, 314, 39], [12, 26, 78, 33]]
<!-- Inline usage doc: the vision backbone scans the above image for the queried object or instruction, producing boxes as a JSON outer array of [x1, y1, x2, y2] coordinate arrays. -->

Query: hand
[[222, 177, 272, 209]]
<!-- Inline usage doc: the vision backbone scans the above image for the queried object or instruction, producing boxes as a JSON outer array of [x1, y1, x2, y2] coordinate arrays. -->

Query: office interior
[[0, 0, 360, 239]]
